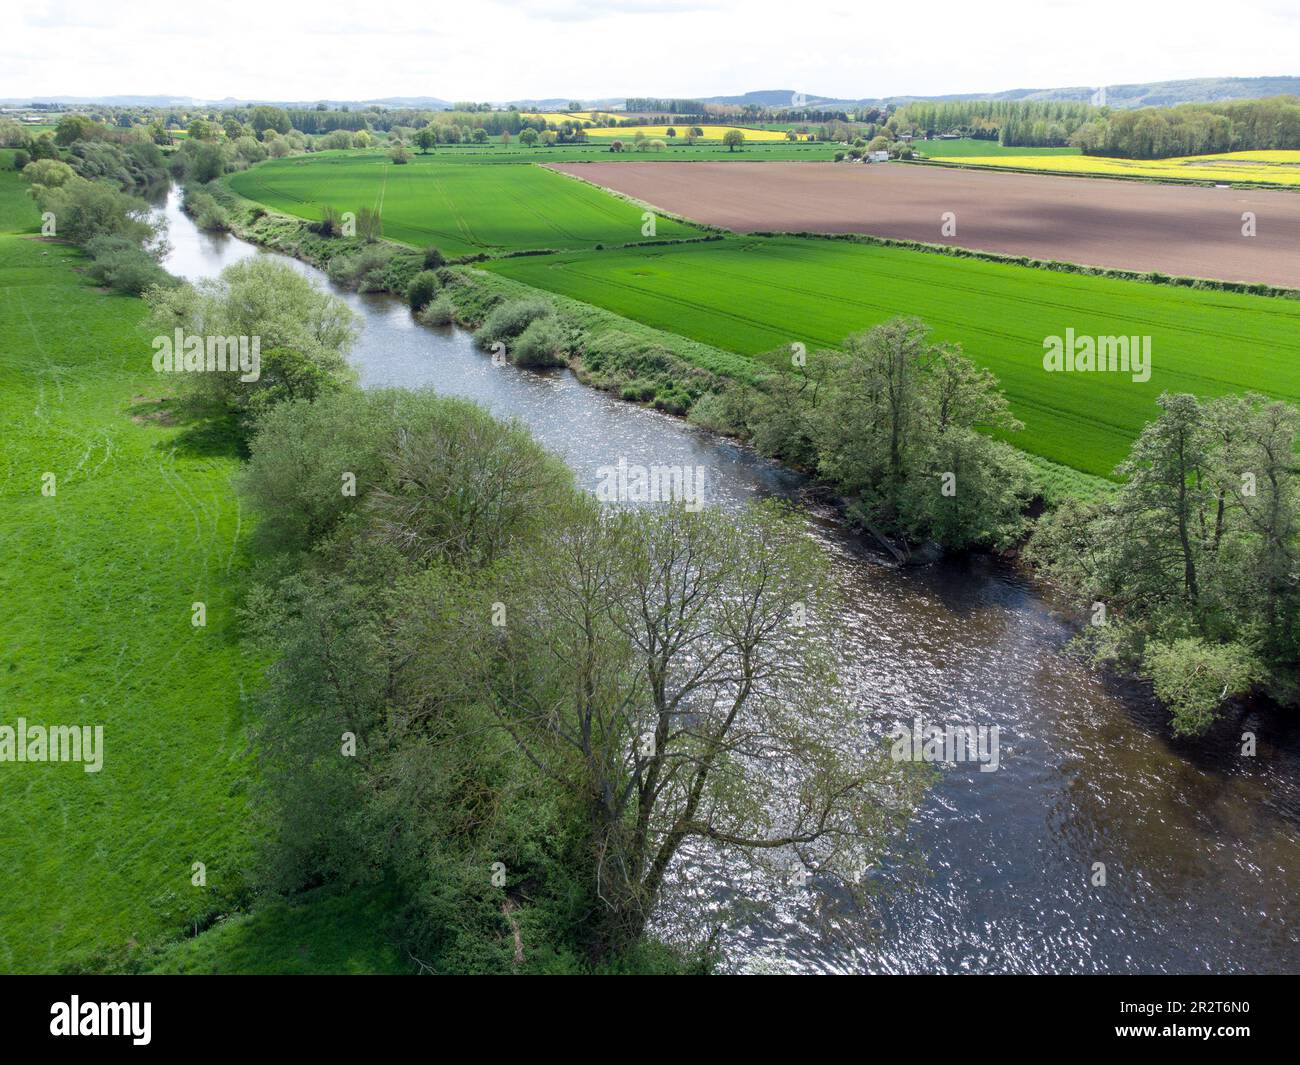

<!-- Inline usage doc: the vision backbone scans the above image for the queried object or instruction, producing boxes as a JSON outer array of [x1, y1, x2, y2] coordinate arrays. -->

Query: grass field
[[521, 115, 801, 141], [228, 150, 705, 255], [147, 886, 408, 974], [484, 236, 1300, 477], [934, 148, 1300, 185], [912, 138, 1081, 158], [427, 141, 839, 163], [0, 164, 257, 972], [579, 124, 801, 142]]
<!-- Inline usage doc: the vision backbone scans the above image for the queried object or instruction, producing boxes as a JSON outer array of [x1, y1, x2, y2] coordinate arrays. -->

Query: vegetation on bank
[[486, 238, 1300, 479], [1029, 392, 1300, 736]]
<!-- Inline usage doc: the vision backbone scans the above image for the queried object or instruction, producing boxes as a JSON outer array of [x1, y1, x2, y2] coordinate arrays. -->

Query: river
[[156, 187, 1300, 974]]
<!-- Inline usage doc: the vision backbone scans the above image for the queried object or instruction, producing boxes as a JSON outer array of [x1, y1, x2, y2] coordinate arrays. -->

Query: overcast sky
[[6, 0, 1297, 102]]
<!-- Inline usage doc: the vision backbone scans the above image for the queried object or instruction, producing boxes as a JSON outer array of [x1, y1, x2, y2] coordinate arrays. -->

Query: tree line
[[1070, 95, 1300, 158]]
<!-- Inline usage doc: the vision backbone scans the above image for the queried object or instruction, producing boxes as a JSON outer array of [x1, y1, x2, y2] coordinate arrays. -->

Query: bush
[[22, 158, 77, 188], [12, 150, 30, 171], [31, 177, 161, 247], [83, 235, 175, 295], [327, 244, 396, 291], [407, 270, 440, 311], [423, 246, 446, 270], [183, 187, 231, 232], [686, 388, 752, 435], [510, 317, 567, 368], [621, 379, 656, 403], [474, 297, 552, 349], [417, 294, 455, 326]]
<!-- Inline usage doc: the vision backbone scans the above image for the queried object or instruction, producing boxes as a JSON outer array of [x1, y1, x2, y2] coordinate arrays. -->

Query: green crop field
[[0, 164, 255, 972], [485, 237, 1300, 477], [227, 150, 713, 256], [911, 138, 1082, 158]]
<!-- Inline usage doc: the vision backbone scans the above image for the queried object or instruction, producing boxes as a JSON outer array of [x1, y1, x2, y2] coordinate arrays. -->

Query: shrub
[[327, 244, 396, 290], [83, 235, 175, 295], [12, 150, 30, 171], [183, 187, 231, 232], [31, 177, 161, 247], [423, 246, 446, 270], [22, 158, 78, 188], [687, 387, 754, 437], [510, 317, 567, 368], [474, 297, 552, 349], [621, 379, 656, 403], [417, 294, 455, 326], [407, 270, 440, 311]]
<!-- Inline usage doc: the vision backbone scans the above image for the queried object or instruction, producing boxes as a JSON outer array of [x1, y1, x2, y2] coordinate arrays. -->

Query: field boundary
[[211, 181, 1119, 503], [746, 226, 1300, 299], [547, 161, 1300, 297]]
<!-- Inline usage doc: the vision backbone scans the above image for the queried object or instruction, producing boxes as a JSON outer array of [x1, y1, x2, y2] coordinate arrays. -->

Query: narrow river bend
[[157, 188, 1300, 974]]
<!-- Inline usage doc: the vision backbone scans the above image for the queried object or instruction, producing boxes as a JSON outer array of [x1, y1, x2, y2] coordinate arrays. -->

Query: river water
[[157, 188, 1299, 974]]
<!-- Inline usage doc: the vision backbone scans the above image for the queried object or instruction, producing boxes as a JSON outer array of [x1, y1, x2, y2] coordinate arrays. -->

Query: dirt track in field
[[547, 161, 1300, 289]]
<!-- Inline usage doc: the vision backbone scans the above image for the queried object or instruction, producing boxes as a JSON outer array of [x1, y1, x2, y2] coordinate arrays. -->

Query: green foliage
[[30, 175, 162, 248], [1027, 391, 1300, 733], [416, 293, 455, 326], [326, 243, 397, 290], [407, 269, 439, 311], [145, 256, 357, 433], [82, 234, 176, 295], [1143, 639, 1262, 737], [474, 296, 553, 349], [182, 186, 232, 232], [487, 236, 1300, 479], [1074, 95, 1300, 158], [21, 158, 77, 188], [509, 315, 568, 367]]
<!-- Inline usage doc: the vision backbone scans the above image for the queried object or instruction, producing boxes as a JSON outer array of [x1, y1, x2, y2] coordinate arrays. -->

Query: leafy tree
[[722, 129, 746, 151], [145, 257, 357, 426], [407, 270, 439, 311], [414, 127, 438, 153]]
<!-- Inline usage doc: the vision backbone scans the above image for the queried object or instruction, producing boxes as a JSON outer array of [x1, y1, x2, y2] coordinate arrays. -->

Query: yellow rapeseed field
[[580, 124, 791, 142], [936, 149, 1300, 186], [520, 114, 803, 142]]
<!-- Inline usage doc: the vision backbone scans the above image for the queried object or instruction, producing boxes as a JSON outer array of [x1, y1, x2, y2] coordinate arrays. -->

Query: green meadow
[[910, 137, 1082, 158], [485, 237, 1300, 477], [0, 163, 254, 972], [227, 149, 709, 256]]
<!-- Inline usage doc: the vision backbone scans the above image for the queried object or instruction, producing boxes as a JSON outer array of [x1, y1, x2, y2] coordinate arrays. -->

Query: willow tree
[[424, 499, 929, 958]]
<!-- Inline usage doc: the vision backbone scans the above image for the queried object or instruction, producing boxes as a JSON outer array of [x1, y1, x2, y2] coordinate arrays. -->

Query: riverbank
[[201, 177, 1114, 508]]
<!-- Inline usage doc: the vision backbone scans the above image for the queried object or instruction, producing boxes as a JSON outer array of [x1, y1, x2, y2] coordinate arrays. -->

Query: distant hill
[[702, 76, 1300, 111], [0, 94, 453, 110], [6, 77, 1297, 113]]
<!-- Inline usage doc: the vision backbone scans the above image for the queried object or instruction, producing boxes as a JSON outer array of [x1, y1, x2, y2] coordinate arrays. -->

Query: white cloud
[[5, 0, 1298, 102]]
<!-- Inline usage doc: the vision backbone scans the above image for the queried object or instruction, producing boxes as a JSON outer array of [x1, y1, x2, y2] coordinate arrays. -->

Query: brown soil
[[548, 161, 1300, 289]]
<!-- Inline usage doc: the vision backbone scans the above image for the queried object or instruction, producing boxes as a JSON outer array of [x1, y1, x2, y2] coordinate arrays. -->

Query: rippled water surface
[[159, 189, 1300, 973]]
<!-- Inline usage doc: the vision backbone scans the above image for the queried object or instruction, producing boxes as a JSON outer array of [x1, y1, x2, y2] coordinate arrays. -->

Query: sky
[[5, 0, 1298, 103]]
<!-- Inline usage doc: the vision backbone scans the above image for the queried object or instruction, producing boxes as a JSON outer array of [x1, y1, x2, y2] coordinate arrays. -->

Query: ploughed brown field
[[547, 161, 1300, 289]]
